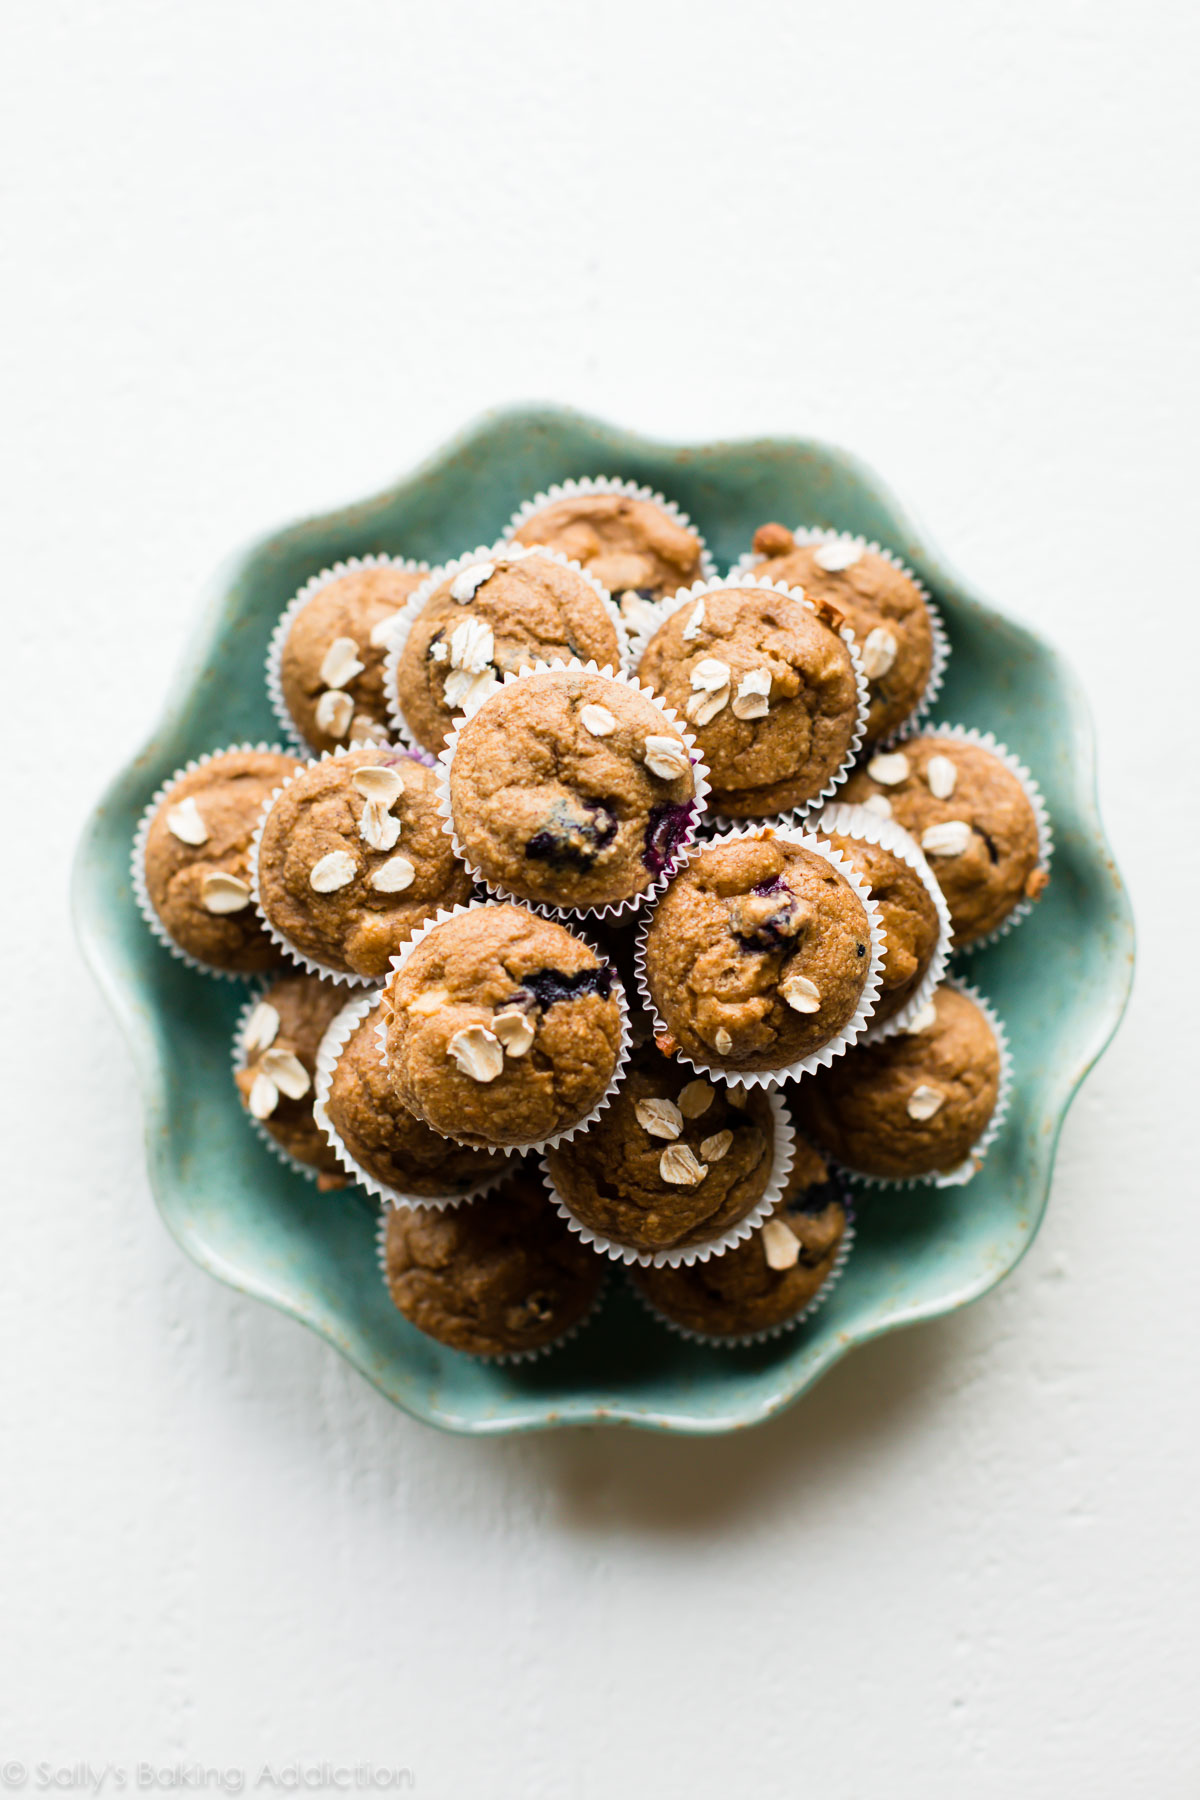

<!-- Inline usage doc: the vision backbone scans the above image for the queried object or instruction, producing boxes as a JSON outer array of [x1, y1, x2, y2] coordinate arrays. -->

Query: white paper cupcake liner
[[131, 741, 294, 981], [372, 898, 632, 1156], [247, 740, 440, 989], [265, 554, 430, 756], [381, 542, 632, 754], [896, 722, 1054, 953], [434, 658, 712, 922], [804, 800, 954, 1043], [374, 1208, 609, 1363], [630, 1200, 857, 1347], [625, 570, 870, 823], [729, 526, 950, 746], [502, 474, 719, 595], [312, 989, 517, 1210], [632, 822, 886, 1089], [230, 984, 344, 1184], [835, 977, 1013, 1191], [542, 1084, 796, 1270]]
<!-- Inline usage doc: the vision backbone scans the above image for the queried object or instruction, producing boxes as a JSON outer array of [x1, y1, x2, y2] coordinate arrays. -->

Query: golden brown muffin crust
[[144, 748, 302, 972], [382, 1167, 604, 1356], [817, 829, 940, 1027], [234, 971, 348, 1178], [280, 564, 428, 754], [511, 491, 704, 603], [635, 586, 859, 816]]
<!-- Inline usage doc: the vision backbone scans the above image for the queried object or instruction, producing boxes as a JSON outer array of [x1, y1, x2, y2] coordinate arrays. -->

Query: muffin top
[[840, 735, 1047, 946], [509, 487, 706, 605], [635, 583, 861, 816], [641, 834, 875, 1074], [446, 667, 700, 912], [746, 525, 935, 744], [544, 1043, 776, 1256], [381, 1165, 605, 1357], [631, 1136, 848, 1337], [382, 902, 625, 1150], [278, 562, 428, 755], [813, 812, 943, 1029], [143, 748, 302, 973], [254, 748, 473, 979], [792, 984, 1001, 1179], [321, 1000, 510, 1198], [391, 547, 623, 755], [234, 971, 348, 1179]]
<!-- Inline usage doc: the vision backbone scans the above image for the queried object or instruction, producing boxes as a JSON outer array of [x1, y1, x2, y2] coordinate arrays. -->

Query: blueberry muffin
[[381, 902, 625, 1150], [508, 482, 707, 612], [234, 971, 348, 1183], [141, 747, 302, 973], [634, 582, 861, 816], [641, 832, 876, 1074], [544, 1043, 777, 1258], [446, 667, 702, 913], [744, 525, 937, 743], [380, 1166, 605, 1357], [631, 1137, 849, 1337], [321, 999, 510, 1199], [276, 560, 428, 754], [792, 984, 1003, 1180], [390, 546, 623, 755], [840, 733, 1048, 946], [812, 805, 944, 1030], [254, 748, 473, 979]]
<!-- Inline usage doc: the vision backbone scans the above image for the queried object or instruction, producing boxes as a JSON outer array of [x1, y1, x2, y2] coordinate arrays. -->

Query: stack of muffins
[[134, 477, 1051, 1360]]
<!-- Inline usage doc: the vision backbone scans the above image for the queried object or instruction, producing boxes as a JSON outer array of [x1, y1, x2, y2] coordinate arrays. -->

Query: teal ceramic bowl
[[73, 407, 1133, 1436]]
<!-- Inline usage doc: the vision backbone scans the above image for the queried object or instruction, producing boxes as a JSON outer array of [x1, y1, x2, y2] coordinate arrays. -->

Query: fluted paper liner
[[230, 984, 345, 1184], [901, 722, 1053, 952], [265, 553, 430, 756], [806, 800, 953, 1042], [542, 1086, 795, 1270], [382, 542, 631, 754], [502, 474, 718, 594], [434, 658, 712, 922], [374, 1208, 609, 1364], [313, 989, 516, 1210], [633, 823, 886, 1089], [132, 741, 294, 981], [630, 1200, 857, 1347], [625, 570, 871, 822], [836, 978, 1013, 1191], [372, 898, 632, 1156], [729, 526, 950, 746], [247, 740, 446, 988]]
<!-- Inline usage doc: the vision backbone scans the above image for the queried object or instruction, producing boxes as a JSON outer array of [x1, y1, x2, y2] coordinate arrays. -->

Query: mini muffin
[[634, 581, 861, 817], [792, 984, 1003, 1181], [745, 525, 938, 743], [508, 482, 707, 607], [276, 560, 428, 754], [140, 747, 303, 973], [388, 545, 624, 756], [544, 1043, 778, 1258], [632, 1137, 849, 1338], [381, 1166, 605, 1357], [812, 806, 944, 1030], [840, 733, 1048, 946], [254, 748, 473, 979], [234, 973, 348, 1184], [321, 999, 510, 1199], [445, 667, 702, 913], [382, 902, 625, 1150], [640, 833, 877, 1075]]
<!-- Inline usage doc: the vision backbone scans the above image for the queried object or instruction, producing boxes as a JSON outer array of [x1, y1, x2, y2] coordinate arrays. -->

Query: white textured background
[[4, 1, 1198, 1793]]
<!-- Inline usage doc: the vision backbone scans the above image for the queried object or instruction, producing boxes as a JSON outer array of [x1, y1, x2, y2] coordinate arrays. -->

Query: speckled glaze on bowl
[[72, 407, 1133, 1436]]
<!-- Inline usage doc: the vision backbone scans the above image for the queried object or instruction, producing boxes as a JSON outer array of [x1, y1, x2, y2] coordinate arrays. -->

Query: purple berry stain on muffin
[[515, 963, 615, 1011], [524, 795, 619, 871], [643, 799, 696, 877]]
